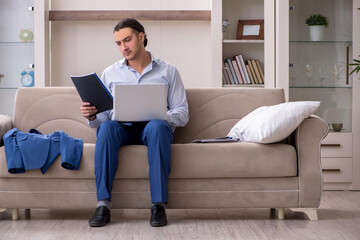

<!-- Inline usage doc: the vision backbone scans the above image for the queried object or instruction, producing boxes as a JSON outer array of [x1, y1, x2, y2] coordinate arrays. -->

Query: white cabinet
[[321, 132, 353, 190], [0, 0, 35, 117], [0, 0, 48, 117], [276, 0, 360, 190]]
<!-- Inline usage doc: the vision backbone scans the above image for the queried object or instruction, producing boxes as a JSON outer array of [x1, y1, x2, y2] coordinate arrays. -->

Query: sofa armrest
[[0, 114, 13, 146], [295, 114, 328, 208]]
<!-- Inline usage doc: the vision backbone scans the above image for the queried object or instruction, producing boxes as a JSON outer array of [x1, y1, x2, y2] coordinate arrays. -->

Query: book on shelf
[[226, 58, 239, 84], [222, 64, 231, 85], [245, 64, 255, 84], [234, 55, 247, 84], [238, 55, 251, 84], [251, 59, 263, 84], [246, 60, 259, 84], [71, 72, 113, 116], [255, 59, 264, 84], [224, 62, 235, 84], [232, 60, 244, 84]]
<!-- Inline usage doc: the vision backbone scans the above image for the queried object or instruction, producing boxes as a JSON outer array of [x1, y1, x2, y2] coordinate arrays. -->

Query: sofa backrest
[[13, 87, 285, 144], [173, 88, 285, 143], [13, 87, 97, 143]]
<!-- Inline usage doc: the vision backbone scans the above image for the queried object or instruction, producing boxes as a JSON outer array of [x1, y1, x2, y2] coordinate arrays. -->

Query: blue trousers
[[95, 120, 173, 204]]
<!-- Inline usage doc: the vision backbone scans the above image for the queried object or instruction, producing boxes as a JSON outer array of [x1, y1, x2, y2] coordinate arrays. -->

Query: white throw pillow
[[227, 101, 320, 143]]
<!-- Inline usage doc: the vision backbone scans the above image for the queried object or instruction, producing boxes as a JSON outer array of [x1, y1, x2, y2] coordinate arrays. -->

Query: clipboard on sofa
[[192, 137, 239, 143]]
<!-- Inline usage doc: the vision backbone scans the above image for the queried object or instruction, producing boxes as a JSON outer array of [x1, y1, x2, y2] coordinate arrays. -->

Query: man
[[80, 18, 189, 227]]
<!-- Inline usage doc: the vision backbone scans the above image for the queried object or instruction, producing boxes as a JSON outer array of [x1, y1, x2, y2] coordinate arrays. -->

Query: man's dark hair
[[113, 18, 148, 47]]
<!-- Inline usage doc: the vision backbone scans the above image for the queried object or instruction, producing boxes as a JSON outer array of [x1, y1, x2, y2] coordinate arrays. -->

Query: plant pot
[[309, 25, 325, 41]]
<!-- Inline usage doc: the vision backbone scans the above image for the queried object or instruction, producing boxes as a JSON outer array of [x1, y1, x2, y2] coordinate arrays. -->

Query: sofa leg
[[12, 208, 19, 221], [270, 208, 276, 217], [290, 208, 318, 221], [277, 208, 285, 220], [25, 209, 31, 219]]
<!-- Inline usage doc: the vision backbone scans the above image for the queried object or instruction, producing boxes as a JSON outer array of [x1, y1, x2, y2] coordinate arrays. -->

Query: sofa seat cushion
[[0, 142, 297, 179]]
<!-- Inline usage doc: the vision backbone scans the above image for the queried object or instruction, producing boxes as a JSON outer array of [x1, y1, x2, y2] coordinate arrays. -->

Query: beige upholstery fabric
[[174, 88, 285, 143], [0, 87, 328, 210], [296, 115, 329, 207], [0, 142, 297, 179], [12, 87, 97, 143], [0, 114, 12, 141], [0, 178, 299, 209]]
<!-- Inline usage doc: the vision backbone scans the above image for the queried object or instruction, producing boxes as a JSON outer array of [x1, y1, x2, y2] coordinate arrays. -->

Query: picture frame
[[236, 19, 264, 40]]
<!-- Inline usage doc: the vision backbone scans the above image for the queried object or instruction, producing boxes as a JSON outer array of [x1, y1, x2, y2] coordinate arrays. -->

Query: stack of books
[[222, 55, 264, 85]]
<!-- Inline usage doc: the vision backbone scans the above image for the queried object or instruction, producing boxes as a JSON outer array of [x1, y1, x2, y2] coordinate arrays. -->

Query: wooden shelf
[[223, 84, 264, 88], [49, 10, 211, 21], [223, 39, 265, 44]]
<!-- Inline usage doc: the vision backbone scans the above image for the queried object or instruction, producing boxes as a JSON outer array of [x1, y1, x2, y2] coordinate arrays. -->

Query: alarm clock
[[20, 69, 34, 87]]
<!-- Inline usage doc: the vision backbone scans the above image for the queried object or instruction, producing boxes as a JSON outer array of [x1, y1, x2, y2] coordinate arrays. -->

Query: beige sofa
[[0, 87, 328, 221]]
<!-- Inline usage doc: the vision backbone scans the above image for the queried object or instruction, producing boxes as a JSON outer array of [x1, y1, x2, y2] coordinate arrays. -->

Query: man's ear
[[138, 32, 145, 45]]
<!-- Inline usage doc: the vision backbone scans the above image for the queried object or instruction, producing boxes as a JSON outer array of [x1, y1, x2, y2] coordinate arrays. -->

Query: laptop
[[113, 84, 167, 122]]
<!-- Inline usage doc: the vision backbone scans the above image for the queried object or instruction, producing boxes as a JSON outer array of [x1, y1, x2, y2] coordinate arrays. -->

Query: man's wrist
[[88, 115, 96, 121]]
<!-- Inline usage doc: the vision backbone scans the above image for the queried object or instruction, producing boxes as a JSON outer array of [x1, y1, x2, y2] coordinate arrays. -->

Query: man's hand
[[80, 102, 97, 121]]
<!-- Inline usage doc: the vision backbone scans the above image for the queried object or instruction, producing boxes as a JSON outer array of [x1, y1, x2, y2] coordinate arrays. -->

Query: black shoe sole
[[150, 220, 167, 227], [89, 217, 110, 227]]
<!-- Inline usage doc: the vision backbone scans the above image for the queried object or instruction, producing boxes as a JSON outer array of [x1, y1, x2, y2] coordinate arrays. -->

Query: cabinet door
[[288, 0, 353, 132], [0, 0, 34, 117]]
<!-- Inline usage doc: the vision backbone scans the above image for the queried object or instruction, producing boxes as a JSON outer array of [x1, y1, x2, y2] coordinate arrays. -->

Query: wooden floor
[[1, 191, 360, 240]]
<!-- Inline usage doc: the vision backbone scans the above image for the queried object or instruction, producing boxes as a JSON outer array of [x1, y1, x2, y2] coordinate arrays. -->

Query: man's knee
[[146, 120, 170, 134], [143, 120, 173, 145]]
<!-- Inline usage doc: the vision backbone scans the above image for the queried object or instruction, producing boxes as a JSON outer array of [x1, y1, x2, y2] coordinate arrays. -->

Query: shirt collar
[[119, 51, 158, 69]]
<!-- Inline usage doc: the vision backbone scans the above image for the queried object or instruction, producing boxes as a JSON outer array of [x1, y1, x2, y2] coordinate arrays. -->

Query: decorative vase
[[309, 25, 325, 41]]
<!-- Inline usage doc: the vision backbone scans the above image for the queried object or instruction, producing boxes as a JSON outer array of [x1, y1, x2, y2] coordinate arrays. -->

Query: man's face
[[114, 27, 145, 61]]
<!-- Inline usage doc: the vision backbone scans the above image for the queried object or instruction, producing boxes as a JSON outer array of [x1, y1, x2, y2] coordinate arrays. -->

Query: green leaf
[[350, 68, 357, 75]]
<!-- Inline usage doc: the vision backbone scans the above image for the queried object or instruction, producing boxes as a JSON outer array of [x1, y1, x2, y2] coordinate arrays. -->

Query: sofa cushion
[[227, 101, 320, 143], [0, 142, 297, 179]]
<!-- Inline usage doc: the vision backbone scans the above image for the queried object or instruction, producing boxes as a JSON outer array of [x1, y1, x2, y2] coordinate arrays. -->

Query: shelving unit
[[211, 0, 275, 88]]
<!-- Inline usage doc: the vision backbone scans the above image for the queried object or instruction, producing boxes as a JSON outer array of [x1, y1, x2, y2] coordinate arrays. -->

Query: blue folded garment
[[3, 128, 83, 174]]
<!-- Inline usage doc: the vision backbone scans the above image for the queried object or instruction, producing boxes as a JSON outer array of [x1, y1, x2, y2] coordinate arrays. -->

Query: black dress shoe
[[88, 206, 111, 227], [150, 205, 167, 227]]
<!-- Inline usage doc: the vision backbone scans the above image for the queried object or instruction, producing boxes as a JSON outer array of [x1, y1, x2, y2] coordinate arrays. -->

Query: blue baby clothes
[[3, 128, 83, 174]]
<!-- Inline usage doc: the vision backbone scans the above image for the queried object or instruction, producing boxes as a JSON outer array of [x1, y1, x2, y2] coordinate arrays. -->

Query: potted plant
[[305, 14, 329, 41]]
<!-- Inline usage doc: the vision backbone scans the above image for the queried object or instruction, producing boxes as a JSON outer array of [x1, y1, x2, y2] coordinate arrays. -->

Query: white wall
[[50, 0, 212, 88]]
